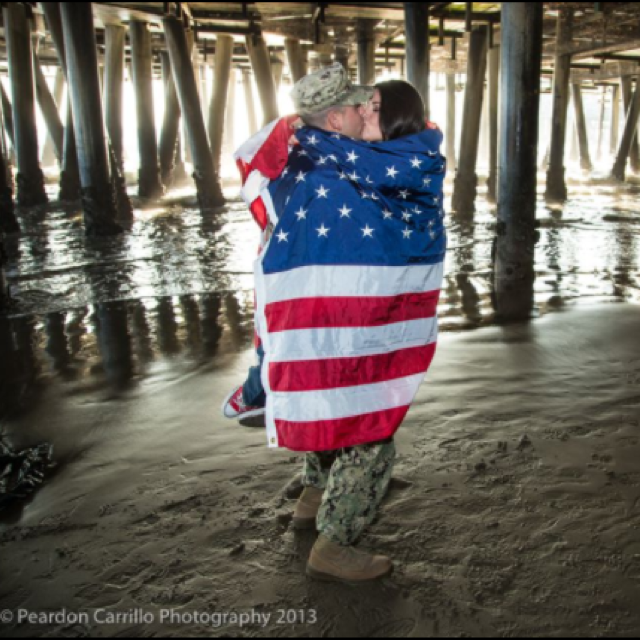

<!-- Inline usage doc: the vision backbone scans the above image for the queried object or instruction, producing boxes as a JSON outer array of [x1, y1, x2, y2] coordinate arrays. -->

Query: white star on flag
[[399, 189, 410, 199], [371, 193, 379, 201], [360, 192, 370, 200], [347, 150, 359, 163], [423, 177, 432, 187], [317, 224, 330, 237], [362, 225, 374, 238], [282, 168, 289, 177], [298, 149, 308, 157], [316, 185, 329, 198], [402, 211, 413, 221], [349, 172, 360, 182], [276, 230, 289, 243], [295, 171, 307, 183], [339, 205, 352, 218], [332, 134, 342, 140], [366, 175, 374, 184], [318, 156, 328, 165], [413, 206, 423, 214], [328, 155, 338, 162], [338, 171, 349, 180], [308, 134, 318, 145], [410, 157, 423, 168], [295, 207, 307, 220], [403, 228, 413, 239], [383, 210, 393, 220], [386, 166, 399, 179]]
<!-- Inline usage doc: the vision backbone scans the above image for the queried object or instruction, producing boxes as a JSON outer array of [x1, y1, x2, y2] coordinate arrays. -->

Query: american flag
[[240, 121, 447, 452]]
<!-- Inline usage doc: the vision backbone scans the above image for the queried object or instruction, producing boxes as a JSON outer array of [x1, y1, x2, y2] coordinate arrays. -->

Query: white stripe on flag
[[271, 373, 426, 423], [262, 262, 445, 305], [233, 118, 280, 163], [268, 317, 438, 362]]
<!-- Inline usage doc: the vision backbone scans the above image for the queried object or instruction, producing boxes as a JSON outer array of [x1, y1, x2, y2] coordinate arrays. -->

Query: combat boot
[[292, 487, 323, 530], [306, 534, 393, 583]]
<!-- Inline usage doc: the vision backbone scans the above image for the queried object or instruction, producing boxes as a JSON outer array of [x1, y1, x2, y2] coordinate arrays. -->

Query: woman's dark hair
[[376, 80, 425, 141]]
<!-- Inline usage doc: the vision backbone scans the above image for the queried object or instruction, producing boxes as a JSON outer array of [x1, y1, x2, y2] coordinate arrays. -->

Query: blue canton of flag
[[264, 126, 447, 274]]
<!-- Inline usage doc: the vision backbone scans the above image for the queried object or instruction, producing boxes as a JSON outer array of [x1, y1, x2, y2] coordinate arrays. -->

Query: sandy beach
[[0, 302, 639, 637]]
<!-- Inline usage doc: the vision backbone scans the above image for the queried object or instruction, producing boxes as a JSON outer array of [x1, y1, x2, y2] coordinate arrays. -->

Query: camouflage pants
[[302, 439, 396, 546]]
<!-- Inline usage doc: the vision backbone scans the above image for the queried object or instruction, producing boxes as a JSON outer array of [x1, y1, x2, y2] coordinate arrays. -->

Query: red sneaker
[[221, 385, 266, 420]]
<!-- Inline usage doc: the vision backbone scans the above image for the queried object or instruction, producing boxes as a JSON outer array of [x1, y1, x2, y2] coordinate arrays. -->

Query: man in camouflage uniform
[[285, 65, 395, 583]]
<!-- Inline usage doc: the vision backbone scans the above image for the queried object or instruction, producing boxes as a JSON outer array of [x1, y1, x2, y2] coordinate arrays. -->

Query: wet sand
[[1, 302, 639, 637]]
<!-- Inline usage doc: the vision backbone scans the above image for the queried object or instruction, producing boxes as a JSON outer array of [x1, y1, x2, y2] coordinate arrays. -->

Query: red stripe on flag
[[265, 290, 440, 333], [269, 343, 436, 392], [252, 116, 298, 180], [275, 405, 410, 452]]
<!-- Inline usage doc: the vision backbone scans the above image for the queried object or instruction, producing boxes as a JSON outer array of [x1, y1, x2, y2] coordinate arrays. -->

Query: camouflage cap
[[291, 62, 374, 116]]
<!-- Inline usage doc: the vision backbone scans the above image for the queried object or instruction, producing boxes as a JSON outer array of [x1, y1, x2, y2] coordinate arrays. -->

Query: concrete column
[[33, 52, 64, 165], [596, 86, 606, 161], [42, 67, 64, 166], [246, 34, 279, 126], [60, 2, 123, 235], [545, 10, 573, 203], [271, 55, 284, 91], [40, 2, 81, 201], [242, 69, 258, 135], [159, 50, 181, 187], [620, 76, 640, 173], [571, 82, 592, 171], [335, 44, 350, 75], [404, 3, 430, 118], [104, 25, 126, 172], [0, 84, 15, 150], [0, 141, 18, 234], [612, 80, 640, 181], [130, 20, 164, 199], [487, 46, 500, 203], [452, 26, 488, 218], [445, 72, 457, 172], [285, 38, 307, 83], [208, 34, 233, 176], [223, 66, 237, 157], [357, 20, 377, 86], [0, 241, 9, 310], [3, 3, 48, 206], [183, 29, 195, 165], [163, 16, 224, 208], [494, 2, 543, 322], [610, 84, 620, 156]]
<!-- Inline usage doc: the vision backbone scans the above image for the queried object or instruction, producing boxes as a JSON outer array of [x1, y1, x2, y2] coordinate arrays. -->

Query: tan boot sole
[[291, 516, 317, 530], [306, 563, 394, 583]]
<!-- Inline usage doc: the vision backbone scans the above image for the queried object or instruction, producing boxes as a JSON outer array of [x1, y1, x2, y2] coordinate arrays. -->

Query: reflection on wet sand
[[1, 180, 640, 415], [0, 292, 249, 421]]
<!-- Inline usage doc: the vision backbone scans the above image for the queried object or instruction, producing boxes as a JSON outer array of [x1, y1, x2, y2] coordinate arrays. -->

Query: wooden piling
[[285, 38, 307, 84], [571, 82, 592, 171], [452, 26, 488, 218], [163, 16, 224, 208], [104, 25, 126, 172], [130, 20, 164, 199], [208, 34, 234, 176], [3, 2, 48, 207], [494, 2, 543, 322], [404, 3, 430, 118], [246, 33, 279, 126], [545, 10, 573, 203], [60, 2, 123, 235]]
